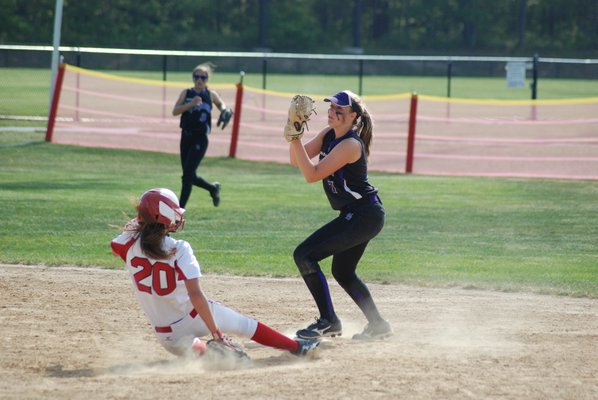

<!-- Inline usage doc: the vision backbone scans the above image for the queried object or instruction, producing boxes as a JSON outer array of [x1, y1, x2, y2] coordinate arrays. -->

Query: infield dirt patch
[[0, 264, 596, 399]]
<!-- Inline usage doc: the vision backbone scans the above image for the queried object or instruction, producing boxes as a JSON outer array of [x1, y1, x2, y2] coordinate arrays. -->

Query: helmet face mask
[[138, 188, 185, 232]]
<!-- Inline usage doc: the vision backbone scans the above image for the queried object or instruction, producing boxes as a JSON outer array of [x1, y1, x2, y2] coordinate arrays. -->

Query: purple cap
[[324, 91, 352, 107]]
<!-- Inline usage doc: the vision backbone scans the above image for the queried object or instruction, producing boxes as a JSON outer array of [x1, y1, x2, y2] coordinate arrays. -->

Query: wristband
[[211, 329, 222, 340]]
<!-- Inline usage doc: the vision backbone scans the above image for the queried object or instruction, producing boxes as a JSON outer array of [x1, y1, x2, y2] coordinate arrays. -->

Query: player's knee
[[181, 174, 194, 184], [292, 246, 306, 270], [293, 245, 318, 276], [331, 266, 356, 284]]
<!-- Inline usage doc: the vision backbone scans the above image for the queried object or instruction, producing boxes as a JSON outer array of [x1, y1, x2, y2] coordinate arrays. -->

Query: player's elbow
[[298, 166, 321, 183], [304, 175, 319, 183]]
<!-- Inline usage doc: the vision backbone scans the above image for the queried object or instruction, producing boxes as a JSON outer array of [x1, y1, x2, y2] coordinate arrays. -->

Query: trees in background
[[1, 0, 596, 56]]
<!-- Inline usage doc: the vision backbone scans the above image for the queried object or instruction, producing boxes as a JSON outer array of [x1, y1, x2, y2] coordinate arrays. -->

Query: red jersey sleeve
[[111, 231, 137, 262]]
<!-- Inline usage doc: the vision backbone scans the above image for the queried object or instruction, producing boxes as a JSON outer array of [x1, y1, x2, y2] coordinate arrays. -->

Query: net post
[[45, 63, 66, 143], [229, 71, 245, 158], [530, 53, 539, 121], [531, 53, 538, 100], [358, 59, 364, 96], [446, 61, 452, 98], [405, 92, 418, 174], [162, 55, 168, 121], [75, 52, 81, 121]]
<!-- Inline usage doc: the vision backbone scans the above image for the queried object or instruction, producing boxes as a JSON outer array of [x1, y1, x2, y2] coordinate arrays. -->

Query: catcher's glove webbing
[[217, 107, 233, 129], [285, 95, 316, 142]]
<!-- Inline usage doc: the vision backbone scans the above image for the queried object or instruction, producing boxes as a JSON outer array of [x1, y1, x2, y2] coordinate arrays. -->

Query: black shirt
[[320, 129, 378, 210], [179, 88, 213, 134]]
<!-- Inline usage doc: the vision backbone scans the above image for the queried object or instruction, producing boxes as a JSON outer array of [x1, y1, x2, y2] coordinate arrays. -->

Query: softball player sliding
[[111, 188, 319, 357]]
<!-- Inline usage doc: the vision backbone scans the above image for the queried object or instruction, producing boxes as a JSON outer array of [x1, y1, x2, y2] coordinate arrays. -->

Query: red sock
[[251, 322, 298, 353]]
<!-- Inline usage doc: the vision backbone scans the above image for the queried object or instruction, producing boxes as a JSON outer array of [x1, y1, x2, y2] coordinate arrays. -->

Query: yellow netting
[[52, 64, 236, 155], [410, 95, 598, 179], [52, 64, 598, 179]]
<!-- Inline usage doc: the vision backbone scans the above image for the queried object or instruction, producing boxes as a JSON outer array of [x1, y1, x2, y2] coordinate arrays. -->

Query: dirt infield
[[1, 264, 596, 400]]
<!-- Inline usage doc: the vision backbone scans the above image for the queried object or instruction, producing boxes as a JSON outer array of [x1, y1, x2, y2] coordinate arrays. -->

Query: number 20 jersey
[[111, 231, 202, 328]]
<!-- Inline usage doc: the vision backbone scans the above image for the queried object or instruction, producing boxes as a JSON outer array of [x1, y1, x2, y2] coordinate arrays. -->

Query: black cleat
[[211, 182, 221, 207], [296, 317, 342, 339], [293, 338, 320, 356]]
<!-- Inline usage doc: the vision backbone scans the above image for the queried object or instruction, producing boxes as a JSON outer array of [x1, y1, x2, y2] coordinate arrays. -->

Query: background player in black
[[288, 90, 393, 341], [173, 63, 229, 208]]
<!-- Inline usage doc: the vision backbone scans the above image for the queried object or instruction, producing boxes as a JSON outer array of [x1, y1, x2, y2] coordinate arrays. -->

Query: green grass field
[[1, 130, 596, 298]]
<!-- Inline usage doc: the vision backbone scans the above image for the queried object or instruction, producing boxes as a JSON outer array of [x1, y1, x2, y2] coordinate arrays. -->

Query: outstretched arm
[[211, 90, 226, 112], [185, 278, 220, 337]]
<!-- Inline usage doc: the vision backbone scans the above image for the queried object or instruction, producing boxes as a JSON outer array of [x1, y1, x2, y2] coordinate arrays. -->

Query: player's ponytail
[[134, 208, 176, 259], [349, 94, 373, 157], [139, 223, 175, 260]]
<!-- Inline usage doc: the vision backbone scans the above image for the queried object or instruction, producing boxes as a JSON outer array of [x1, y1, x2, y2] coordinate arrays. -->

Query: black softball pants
[[179, 129, 215, 208], [293, 202, 386, 324]]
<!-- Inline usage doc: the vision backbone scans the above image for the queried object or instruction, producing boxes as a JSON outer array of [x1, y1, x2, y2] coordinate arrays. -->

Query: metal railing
[[2, 44, 598, 99]]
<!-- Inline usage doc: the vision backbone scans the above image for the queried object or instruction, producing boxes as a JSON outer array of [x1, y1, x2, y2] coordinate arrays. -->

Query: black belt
[[341, 194, 381, 213]]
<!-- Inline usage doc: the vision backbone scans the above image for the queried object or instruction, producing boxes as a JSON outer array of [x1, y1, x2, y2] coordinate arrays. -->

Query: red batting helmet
[[137, 188, 185, 232]]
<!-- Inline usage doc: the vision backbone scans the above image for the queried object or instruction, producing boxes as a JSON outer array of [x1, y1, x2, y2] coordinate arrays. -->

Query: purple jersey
[[319, 129, 378, 210]]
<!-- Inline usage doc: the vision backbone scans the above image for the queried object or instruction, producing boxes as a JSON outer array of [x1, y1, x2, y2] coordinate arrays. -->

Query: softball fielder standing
[[286, 90, 393, 341], [111, 188, 319, 357]]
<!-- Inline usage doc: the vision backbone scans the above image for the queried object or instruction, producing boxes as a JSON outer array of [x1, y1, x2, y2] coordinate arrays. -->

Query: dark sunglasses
[[193, 74, 208, 81]]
